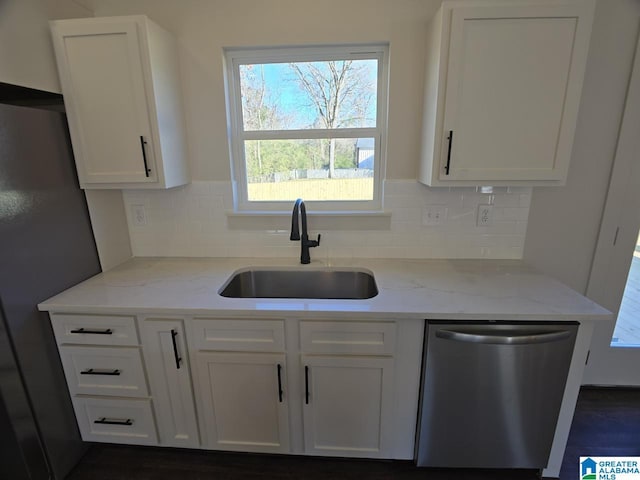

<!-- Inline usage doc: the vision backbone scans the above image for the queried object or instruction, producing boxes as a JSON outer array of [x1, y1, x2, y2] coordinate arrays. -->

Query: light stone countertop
[[38, 257, 611, 321]]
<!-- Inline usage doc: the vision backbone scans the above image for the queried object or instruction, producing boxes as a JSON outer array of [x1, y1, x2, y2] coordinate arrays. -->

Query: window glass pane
[[245, 138, 375, 201], [239, 60, 378, 131]]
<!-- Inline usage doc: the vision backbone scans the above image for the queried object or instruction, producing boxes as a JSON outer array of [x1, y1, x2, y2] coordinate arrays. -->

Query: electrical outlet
[[131, 204, 147, 227], [477, 204, 493, 226], [422, 206, 447, 226]]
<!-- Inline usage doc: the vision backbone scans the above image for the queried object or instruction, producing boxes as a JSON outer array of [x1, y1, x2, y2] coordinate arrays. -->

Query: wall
[[92, 0, 438, 181], [0, 0, 90, 92], [524, 0, 640, 293], [88, 0, 532, 260], [0, 0, 133, 270], [123, 181, 530, 259]]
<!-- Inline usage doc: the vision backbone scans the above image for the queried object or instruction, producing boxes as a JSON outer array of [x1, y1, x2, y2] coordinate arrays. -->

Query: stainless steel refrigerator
[[0, 83, 102, 479]]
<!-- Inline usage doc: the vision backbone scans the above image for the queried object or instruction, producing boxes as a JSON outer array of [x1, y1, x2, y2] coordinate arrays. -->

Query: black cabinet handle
[[171, 329, 182, 369], [70, 328, 113, 335], [445, 130, 453, 175], [81, 368, 121, 376], [304, 365, 309, 405], [94, 417, 132, 426], [140, 136, 151, 177], [277, 364, 283, 403]]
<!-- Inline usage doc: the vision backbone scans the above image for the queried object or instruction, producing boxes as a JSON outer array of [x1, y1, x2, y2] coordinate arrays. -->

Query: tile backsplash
[[123, 180, 531, 259]]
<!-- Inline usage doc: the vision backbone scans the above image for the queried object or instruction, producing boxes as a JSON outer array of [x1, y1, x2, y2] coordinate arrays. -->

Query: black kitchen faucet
[[290, 198, 321, 264]]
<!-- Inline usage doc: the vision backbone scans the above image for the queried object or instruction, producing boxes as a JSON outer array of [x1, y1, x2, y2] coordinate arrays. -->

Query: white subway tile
[[124, 181, 531, 260]]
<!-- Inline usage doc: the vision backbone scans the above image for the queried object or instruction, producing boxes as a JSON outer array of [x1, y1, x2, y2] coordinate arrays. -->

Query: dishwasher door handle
[[435, 329, 572, 345]]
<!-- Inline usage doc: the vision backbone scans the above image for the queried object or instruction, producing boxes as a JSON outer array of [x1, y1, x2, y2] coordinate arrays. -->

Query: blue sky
[[240, 59, 378, 130]]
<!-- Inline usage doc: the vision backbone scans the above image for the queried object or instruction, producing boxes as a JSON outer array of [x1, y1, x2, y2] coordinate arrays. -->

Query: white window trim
[[224, 44, 389, 213]]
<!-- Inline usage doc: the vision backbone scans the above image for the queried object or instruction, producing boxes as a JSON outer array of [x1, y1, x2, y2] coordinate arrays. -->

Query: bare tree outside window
[[290, 60, 376, 177]]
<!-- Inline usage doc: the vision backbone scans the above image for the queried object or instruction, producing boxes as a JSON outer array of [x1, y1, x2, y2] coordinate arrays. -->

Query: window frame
[[224, 44, 389, 212]]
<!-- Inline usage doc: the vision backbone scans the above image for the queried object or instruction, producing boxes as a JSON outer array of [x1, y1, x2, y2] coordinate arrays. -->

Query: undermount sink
[[219, 268, 378, 299]]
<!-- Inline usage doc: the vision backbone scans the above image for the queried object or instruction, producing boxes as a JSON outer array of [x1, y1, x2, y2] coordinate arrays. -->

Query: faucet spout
[[290, 198, 321, 264]]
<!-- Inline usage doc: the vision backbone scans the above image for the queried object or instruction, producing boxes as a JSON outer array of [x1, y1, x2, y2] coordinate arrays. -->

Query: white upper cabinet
[[419, 1, 594, 186], [50, 16, 190, 189]]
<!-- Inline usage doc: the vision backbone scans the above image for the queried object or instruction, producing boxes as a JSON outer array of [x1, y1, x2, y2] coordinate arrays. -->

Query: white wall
[[69, 0, 637, 267], [0, 0, 90, 92], [0, 0, 133, 270], [92, 0, 439, 181], [122, 181, 531, 259], [85, 190, 133, 270], [523, 0, 640, 293], [89, 0, 531, 260]]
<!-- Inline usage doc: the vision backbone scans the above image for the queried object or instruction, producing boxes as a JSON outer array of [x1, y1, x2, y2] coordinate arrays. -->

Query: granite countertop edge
[[38, 257, 613, 322]]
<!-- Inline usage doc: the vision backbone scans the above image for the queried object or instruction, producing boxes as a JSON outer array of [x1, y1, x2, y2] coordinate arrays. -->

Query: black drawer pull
[[277, 364, 283, 403], [171, 329, 182, 369], [94, 417, 132, 426], [140, 136, 151, 177], [70, 328, 113, 335], [304, 365, 310, 405], [80, 369, 121, 376], [445, 130, 453, 175]]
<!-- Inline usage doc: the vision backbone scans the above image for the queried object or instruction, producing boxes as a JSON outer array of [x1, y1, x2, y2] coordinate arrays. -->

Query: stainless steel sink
[[219, 268, 378, 299]]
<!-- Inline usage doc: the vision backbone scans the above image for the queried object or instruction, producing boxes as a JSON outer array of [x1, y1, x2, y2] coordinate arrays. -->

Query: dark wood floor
[[65, 388, 640, 480]]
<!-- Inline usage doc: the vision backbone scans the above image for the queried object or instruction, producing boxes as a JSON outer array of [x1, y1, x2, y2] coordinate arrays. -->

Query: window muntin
[[225, 45, 388, 211]]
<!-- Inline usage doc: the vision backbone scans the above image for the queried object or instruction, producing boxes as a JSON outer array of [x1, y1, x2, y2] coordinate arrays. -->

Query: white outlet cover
[[131, 204, 147, 227], [477, 204, 494, 226], [422, 206, 447, 226]]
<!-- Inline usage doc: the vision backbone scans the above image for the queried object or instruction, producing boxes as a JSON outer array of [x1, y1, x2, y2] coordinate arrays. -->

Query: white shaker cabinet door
[[51, 18, 157, 184], [50, 15, 190, 189], [196, 352, 290, 453], [420, 2, 593, 186], [301, 355, 395, 458], [140, 319, 199, 448]]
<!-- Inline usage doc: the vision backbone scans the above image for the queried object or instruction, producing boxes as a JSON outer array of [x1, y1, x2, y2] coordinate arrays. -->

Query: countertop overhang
[[38, 257, 612, 321]]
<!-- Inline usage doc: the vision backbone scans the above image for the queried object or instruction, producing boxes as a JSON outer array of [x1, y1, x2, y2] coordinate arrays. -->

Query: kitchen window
[[224, 45, 389, 212]]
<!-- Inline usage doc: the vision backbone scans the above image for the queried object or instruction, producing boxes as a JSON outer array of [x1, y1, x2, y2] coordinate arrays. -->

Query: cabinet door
[[51, 18, 157, 184], [196, 352, 289, 453], [302, 355, 394, 458], [440, 5, 590, 183], [140, 319, 199, 448]]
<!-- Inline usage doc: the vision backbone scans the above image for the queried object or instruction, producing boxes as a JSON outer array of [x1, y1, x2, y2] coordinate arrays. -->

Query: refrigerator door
[[0, 299, 50, 480], [0, 102, 102, 479]]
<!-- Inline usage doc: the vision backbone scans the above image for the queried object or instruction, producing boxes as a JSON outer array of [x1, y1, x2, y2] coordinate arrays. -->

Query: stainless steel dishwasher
[[415, 321, 578, 469]]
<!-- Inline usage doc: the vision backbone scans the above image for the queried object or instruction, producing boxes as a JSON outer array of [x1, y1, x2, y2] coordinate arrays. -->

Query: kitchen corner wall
[[122, 181, 531, 259], [0, 0, 92, 93]]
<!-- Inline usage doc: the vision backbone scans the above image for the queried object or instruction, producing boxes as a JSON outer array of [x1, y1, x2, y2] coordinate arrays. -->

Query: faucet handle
[[307, 234, 321, 248]]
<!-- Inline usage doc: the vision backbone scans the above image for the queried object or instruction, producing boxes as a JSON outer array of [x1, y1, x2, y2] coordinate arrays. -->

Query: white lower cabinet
[[72, 396, 158, 445], [59, 345, 148, 397], [51, 313, 421, 460], [139, 318, 200, 448], [301, 355, 394, 458], [196, 352, 289, 453]]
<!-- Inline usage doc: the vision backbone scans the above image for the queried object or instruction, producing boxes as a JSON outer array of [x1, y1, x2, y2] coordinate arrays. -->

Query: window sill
[[225, 210, 392, 231]]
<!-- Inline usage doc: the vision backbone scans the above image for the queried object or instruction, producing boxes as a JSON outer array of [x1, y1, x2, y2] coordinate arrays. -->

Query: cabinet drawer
[[72, 397, 157, 445], [193, 319, 285, 352], [51, 314, 139, 346], [60, 346, 148, 397], [300, 321, 396, 355]]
